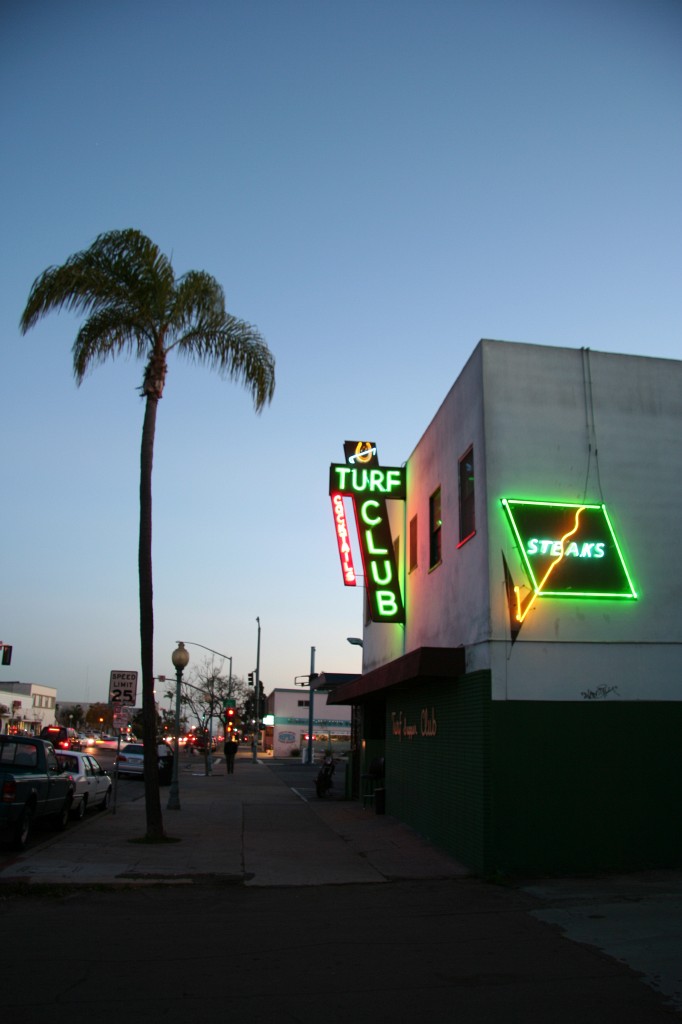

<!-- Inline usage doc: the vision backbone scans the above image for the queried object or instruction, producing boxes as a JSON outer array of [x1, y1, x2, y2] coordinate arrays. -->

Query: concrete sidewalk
[[1, 755, 681, 1015], [0, 754, 469, 887]]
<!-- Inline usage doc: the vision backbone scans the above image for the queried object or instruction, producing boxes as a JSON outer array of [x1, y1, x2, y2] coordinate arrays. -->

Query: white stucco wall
[[484, 341, 682, 700]]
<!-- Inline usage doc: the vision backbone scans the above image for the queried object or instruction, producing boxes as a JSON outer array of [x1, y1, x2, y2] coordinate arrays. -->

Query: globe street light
[[167, 642, 189, 811]]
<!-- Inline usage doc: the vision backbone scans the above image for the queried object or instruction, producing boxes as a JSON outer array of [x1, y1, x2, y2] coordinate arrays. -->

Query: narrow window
[[458, 446, 475, 545], [429, 488, 442, 569], [409, 514, 418, 572]]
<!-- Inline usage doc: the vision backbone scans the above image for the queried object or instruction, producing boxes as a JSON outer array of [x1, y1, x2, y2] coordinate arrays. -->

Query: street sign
[[112, 705, 132, 729], [223, 698, 236, 710], [109, 670, 138, 705]]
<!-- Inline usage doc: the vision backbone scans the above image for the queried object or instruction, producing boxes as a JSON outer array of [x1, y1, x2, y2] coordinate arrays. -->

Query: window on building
[[409, 514, 418, 572], [298, 700, 309, 708], [458, 446, 475, 545], [429, 488, 442, 569]]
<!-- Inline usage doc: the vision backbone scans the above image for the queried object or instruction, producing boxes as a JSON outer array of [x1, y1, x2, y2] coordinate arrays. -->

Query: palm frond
[[168, 271, 275, 411], [175, 317, 275, 412], [73, 307, 157, 383], [20, 229, 174, 334]]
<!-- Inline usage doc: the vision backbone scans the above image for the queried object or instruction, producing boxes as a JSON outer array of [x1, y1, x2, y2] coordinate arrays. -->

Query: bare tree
[[182, 657, 249, 774]]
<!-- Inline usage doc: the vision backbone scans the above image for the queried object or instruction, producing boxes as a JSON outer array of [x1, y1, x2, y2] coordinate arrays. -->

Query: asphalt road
[[3, 878, 679, 1024]]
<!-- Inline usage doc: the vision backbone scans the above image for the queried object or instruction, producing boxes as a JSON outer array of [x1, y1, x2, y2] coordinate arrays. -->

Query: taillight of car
[[59, 741, 69, 749], [2, 780, 17, 803]]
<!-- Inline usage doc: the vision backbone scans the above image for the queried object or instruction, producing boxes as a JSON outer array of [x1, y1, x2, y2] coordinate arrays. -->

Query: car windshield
[[122, 744, 144, 754]]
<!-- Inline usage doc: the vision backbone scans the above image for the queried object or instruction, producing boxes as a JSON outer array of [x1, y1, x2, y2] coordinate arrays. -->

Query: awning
[[319, 646, 465, 705]]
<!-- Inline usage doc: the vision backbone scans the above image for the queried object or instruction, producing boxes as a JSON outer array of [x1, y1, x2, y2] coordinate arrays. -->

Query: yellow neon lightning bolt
[[514, 506, 586, 622]]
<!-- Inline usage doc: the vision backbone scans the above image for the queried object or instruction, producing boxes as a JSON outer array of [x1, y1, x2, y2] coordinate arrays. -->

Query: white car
[[55, 750, 112, 820], [115, 742, 174, 784]]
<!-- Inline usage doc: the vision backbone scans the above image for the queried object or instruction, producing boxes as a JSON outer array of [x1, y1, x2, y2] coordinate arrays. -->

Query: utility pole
[[252, 617, 261, 762], [307, 645, 316, 767]]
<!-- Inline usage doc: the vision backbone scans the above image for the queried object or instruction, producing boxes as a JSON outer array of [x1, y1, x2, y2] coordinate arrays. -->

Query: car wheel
[[13, 804, 34, 850], [100, 787, 112, 811], [74, 795, 87, 821]]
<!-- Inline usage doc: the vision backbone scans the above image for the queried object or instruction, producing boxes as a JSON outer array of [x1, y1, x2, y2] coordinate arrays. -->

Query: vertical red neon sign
[[331, 492, 357, 586]]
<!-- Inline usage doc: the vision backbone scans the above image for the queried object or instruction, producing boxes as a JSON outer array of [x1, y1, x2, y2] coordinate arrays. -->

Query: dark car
[[115, 742, 174, 784], [40, 725, 81, 750]]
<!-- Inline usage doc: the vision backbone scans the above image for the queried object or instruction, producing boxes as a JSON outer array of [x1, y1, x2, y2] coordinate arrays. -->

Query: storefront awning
[[318, 646, 465, 705]]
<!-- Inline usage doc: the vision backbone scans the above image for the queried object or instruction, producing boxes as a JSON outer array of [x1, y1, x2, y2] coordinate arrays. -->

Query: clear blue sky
[[1, 0, 680, 704]]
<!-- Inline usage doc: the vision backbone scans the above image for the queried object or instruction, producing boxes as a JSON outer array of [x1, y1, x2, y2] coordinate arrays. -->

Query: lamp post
[[167, 642, 189, 811]]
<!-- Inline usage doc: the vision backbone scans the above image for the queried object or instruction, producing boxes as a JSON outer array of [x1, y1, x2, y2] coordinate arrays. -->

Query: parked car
[[54, 750, 112, 819], [115, 742, 174, 784], [0, 736, 75, 849], [39, 725, 81, 750]]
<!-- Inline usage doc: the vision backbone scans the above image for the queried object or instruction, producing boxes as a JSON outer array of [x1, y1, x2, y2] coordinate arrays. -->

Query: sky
[[1, 0, 680, 706]]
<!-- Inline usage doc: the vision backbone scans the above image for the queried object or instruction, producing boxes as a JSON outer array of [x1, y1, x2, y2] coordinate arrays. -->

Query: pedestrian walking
[[224, 735, 239, 774]]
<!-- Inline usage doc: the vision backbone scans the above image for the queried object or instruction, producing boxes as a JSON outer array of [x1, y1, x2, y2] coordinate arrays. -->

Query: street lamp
[[167, 642, 189, 811], [347, 637, 364, 647]]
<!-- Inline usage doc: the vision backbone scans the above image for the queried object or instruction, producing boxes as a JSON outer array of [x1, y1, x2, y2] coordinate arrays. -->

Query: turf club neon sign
[[329, 442, 406, 623], [501, 498, 637, 622]]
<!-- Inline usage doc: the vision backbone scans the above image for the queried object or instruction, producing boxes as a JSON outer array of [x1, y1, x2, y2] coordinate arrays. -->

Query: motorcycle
[[315, 755, 335, 798]]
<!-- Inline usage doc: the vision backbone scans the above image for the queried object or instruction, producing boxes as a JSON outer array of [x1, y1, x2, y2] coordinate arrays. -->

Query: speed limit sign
[[109, 670, 138, 705]]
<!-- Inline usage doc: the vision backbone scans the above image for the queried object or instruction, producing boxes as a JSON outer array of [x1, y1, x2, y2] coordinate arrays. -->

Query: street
[[3, 877, 680, 1024]]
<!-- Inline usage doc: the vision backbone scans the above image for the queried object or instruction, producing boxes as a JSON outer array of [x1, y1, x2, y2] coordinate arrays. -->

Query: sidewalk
[[2, 755, 681, 1014], [0, 754, 469, 887]]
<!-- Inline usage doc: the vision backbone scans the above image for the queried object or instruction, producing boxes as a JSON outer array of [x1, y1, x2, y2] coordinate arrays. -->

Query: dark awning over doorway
[[318, 646, 465, 705]]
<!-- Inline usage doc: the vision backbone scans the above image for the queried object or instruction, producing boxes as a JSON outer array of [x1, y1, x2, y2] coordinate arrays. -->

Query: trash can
[[374, 786, 386, 815]]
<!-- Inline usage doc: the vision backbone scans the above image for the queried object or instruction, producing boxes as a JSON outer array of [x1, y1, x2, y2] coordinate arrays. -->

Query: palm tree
[[20, 229, 275, 839]]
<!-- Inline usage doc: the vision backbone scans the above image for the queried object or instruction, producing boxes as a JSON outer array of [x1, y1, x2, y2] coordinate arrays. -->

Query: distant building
[[325, 339, 682, 875], [266, 687, 352, 758], [0, 681, 57, 734]]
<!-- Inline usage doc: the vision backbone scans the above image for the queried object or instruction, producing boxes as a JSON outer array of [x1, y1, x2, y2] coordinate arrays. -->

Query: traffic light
[[248, 672, 254, 686], [226, 706, 236, 731], [1, 645, 12, 666]]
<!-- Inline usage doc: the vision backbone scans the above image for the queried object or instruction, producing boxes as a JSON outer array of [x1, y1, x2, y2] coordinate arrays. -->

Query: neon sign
[[329, 442, 406, 623], [501, 498, 637, 622], [328, 464, 406, 498], [331, 492, 357, 586]]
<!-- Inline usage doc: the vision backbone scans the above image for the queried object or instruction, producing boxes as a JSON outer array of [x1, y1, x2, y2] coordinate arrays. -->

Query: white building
[[325, 339, 682, 875], [0, 681, 57, 734], [267, 686, 352, 759]]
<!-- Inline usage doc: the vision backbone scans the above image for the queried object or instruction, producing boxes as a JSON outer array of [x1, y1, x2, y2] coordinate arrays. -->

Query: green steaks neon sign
[[501, 498, 637, 622], [329, 445, 406, 623]]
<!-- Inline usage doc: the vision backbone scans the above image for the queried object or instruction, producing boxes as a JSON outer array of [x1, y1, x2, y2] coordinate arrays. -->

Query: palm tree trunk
[[139, 392, 164, 839]]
